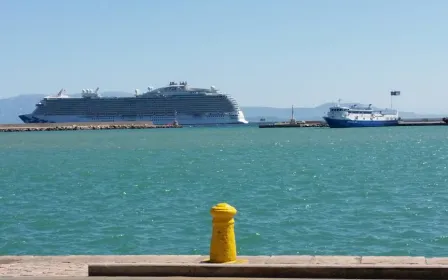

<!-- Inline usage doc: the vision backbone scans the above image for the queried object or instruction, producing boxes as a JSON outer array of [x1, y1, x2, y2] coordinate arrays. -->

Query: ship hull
[[19, 111, 248, 126], [323, 117, 398, 128]]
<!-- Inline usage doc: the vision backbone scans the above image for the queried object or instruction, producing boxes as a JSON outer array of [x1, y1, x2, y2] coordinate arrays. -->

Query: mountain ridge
[[0, 93, 445, 124]]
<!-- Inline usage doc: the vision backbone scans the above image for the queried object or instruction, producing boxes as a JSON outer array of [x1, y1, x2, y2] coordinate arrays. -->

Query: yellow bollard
[[208, 203, 240, 263]]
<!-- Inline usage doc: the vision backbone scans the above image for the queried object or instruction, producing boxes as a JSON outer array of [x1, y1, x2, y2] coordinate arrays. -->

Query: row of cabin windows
[[38, 104, 236, 110], [39, 106, 236, 111], [88, 116, 231, 120], [40, 112, 233, 116], [331, 109, 374, 114], [43, 103, 236, 109], [38, 109, 236, 115]]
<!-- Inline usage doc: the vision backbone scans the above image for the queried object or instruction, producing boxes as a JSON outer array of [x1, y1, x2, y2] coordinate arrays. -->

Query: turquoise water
[[1, 126, 448, 256]]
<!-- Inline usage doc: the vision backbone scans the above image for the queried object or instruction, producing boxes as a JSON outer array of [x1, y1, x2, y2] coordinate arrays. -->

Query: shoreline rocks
[[0, 122, 183, 132]]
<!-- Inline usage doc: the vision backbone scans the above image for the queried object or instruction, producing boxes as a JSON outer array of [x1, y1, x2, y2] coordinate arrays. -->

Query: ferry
[[323, 101, 399, 128]]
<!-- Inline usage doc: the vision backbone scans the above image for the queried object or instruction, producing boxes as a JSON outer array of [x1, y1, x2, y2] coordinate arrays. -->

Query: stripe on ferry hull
[[323, 117, 398, 128]]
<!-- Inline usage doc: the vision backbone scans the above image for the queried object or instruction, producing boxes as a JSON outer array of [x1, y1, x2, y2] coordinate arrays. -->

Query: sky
[[1, 0, 447, 113]]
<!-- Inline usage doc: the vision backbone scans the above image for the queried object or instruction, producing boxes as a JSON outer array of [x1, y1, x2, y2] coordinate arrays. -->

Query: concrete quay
[[0, 278, 378, 280], [1, 255, 448, 278], [397, 120, 448, 126], [259, 121, 328, 128], [0, 121, 182, 132]]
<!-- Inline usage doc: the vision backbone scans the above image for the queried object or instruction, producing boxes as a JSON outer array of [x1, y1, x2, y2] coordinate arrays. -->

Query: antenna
[[57, 88, 63, 96]]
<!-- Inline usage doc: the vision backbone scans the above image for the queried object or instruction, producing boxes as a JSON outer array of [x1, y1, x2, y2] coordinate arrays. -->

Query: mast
[[390, 90, 401, 110], [56, 88, 64, 97]]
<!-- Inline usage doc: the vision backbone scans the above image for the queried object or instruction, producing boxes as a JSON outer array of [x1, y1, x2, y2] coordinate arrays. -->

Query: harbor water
[[1, 126, 448, 256]]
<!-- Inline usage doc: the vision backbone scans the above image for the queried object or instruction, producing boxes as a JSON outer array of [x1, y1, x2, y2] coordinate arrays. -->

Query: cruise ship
[[323, 101, 399, 128], [19, 81, 248, 125]]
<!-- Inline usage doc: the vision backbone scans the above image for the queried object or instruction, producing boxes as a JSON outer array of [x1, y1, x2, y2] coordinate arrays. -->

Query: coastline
[[2, 118, 448, 132]]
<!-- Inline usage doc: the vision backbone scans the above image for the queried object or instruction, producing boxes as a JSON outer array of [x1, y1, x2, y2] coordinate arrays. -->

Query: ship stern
[[237, 110, 249, 124]]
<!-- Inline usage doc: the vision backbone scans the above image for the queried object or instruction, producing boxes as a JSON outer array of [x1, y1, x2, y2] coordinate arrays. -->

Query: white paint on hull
[[20, 111, 249, 125]]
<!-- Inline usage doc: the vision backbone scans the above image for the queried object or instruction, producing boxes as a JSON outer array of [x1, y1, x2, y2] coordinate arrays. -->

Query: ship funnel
[[134, 89, 139, 96]]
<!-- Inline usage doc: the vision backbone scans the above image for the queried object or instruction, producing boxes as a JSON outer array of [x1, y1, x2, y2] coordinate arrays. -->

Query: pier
[[2, 203, 448, 279], [397, 120, 448, 126], [258, 120, 328, 128], [259, 105, 328, 128], [0, 121, 182, 132]]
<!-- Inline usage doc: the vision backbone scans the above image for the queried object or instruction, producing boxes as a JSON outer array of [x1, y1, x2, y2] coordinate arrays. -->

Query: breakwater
[[259, 120, 328, 128], [0, 121, 182, 132]]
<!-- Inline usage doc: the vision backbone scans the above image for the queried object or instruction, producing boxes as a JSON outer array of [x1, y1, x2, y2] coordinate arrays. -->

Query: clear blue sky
[[1, 0, 447, 113]]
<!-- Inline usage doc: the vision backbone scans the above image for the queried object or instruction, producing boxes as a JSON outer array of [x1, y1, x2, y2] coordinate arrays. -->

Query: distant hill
[[0, 93, 445, 124]]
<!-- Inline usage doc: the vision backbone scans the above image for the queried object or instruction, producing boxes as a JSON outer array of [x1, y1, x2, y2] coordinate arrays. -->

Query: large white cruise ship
[[19, 81, 248, 125]]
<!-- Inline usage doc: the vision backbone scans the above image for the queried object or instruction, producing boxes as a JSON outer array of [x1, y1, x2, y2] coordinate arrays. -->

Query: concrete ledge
[[2, 255, 448, 277], [88, 263, 448, 279]]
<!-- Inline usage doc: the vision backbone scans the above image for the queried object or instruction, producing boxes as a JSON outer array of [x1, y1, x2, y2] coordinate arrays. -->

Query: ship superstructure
[[19, 81, 248, 125]]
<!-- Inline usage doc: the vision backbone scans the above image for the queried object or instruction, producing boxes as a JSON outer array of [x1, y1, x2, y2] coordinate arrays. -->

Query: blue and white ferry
[[323, 102, 399, 128]]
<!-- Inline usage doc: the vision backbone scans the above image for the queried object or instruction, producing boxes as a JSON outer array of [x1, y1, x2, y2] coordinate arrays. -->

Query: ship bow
[[19, 114, 31, 123]]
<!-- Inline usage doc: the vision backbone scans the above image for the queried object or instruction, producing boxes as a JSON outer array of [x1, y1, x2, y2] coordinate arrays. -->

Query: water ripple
[[1, 127, 448, 256]]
